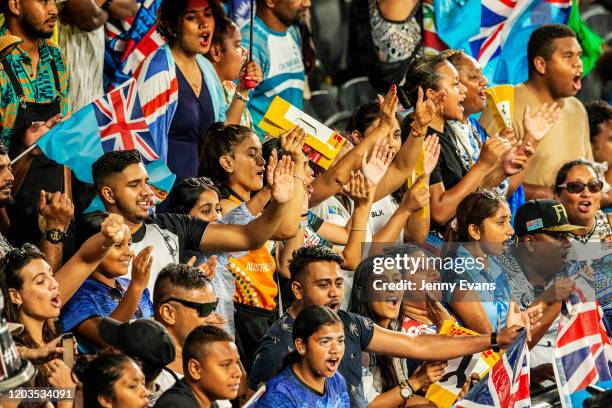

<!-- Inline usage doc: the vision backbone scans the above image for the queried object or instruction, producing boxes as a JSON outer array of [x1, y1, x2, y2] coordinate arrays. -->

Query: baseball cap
[[99, 318, 176, 376], [514, 199, 585, 237], [0, 35, 22, 58]]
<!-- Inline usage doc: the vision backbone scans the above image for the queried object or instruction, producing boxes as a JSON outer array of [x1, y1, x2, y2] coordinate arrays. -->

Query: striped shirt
[[241, 16, 304, 137], [58, 23, 104, 112], [0, 25, 70, 149]]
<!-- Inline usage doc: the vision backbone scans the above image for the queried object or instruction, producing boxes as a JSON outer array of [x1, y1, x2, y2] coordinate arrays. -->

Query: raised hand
[[505, 301, 532, 341], [523, 102, 560, 143], [401, 176, 430, 213], [131, 246, 153, 290], [348, 171, 372, 207], [377, 85, 399, 129], [270, 153, 295, 204], [361, 139, 394, 186], [478, 136, 510, 170], [24, 113, 62, 148], [413, 87, 447, 134], [39, 190, 74, 232], [502, 142, 534, 176], [237, 60, 263, 93], [423, 135, 441, 175], [186, 255, 217, 280], [100, 213, 126, 246], [541, 277, 574, 304], [280, 126, 307, 164], [425, 290, 454, 328], [265, 148, 279, 187]]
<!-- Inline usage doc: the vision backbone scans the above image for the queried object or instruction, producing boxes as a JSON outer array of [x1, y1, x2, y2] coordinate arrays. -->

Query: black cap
[[514, 199, 585, 237], [99, 318, 176, 376]]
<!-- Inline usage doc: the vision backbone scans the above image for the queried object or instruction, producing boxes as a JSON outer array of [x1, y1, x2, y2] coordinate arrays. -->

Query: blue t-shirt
[[241, 16, 304, 138], [250, 311, 374, 408], [60, 277, 153, 353], [255, 367, 350, 408], [442, 246, 512, 330]]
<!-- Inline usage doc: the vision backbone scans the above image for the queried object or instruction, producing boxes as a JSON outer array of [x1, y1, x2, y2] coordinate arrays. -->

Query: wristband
[[350, 228, 367, 232], [234, 91, 249, 103], [490, 332, 500, 352], [410, 124, 427, 138]]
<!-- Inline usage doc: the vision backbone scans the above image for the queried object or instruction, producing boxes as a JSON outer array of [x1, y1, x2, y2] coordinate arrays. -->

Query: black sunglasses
[[162, 297, 218, 317], [539, 230, 571, 241], [557, 180, 603, 194]]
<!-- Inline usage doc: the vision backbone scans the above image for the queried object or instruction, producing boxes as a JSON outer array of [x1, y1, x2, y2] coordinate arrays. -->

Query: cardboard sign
[[425, 321, 501, 408], [259, 97, 346, 169]]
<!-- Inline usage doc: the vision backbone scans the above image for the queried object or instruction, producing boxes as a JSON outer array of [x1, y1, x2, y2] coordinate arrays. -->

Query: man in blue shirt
[[241, 0, 309, 137], [250, 246, 525, 408]]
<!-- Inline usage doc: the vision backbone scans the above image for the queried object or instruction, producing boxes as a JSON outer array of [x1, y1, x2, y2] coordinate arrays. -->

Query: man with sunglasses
[[152, 263, 228, 399], [493, 199, 584, 385]]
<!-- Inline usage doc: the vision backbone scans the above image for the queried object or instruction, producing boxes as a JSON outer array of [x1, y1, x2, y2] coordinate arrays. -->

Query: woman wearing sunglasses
[[60, 212, 155, 354], [554, 159, 612, 323]]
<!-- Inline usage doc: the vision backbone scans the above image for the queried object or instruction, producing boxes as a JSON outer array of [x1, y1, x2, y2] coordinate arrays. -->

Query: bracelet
[[411, 124, 427, 138], [490, 332, 500, 352], [350, 228, 367, 231], [293, 175, 306, 186], [234, 91, 249, 103]]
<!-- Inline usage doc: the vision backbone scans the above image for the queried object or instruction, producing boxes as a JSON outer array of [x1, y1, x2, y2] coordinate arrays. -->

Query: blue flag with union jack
[[553, 276, 612, 407], [35, 78, 176, 211], [427, 0, 572, 85], [455, 330, 530, 407]]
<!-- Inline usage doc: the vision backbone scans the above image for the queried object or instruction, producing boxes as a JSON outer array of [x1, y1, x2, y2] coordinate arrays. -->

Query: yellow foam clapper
[[425, 322, 501, 407], [484, 84, 514, 130], [406, 147, 428, 219], [259, 96, 346, 170]]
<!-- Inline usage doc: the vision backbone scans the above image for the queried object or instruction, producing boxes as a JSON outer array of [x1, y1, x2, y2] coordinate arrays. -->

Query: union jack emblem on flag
[[93, 79, 160, 163], [553, 277, 612, 407], [455, 331, 530, 408]]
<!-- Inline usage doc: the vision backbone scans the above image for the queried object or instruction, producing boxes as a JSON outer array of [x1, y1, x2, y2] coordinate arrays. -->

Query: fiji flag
[[553, 277, 612, 408], [36, 78, 175, 211], [454, 330, 530, 408]]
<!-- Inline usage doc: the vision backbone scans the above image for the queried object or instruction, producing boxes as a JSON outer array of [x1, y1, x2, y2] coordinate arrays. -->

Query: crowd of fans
[[0, 0, 610, 407]]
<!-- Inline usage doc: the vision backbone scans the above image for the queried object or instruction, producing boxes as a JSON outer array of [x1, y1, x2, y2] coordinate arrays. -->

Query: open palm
[[361, 139, 394, 186], [523, 103, 560, 142]]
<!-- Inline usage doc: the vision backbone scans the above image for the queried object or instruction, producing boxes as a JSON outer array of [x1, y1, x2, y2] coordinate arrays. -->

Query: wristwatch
[[45, 228, 67, 244], [399, 380, 414, 400]]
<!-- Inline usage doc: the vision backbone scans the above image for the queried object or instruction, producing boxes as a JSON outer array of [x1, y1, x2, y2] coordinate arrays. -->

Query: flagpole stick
[[10, 145, 37, 165]]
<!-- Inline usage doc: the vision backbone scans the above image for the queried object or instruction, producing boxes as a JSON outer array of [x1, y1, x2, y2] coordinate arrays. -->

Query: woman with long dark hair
[[348, 255, 442, 407], [255, 306, 349, 407], [442, 190, 515, 334], [0, 215, 127, 403], [135, 0, 261, 181], [74, 349, 148, 408]]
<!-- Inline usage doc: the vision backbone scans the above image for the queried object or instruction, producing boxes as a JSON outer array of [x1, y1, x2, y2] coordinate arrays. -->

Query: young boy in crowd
[[60, 212, 154, 353], [480, 24, 593, 200], [154, 325, 242, 408]]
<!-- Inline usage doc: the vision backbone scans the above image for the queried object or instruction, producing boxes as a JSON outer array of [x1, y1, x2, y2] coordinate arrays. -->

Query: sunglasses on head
[[557, 180, 603, 194], [162, 297, 218, 317]]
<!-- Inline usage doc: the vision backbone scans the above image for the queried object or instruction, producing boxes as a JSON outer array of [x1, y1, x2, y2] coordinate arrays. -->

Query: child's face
[[218, 26, 247, 81], [197, 341, 242, 400], [189, 189, 222, 222], [299, 321, 345, 378], [99, 225, 134, 277]]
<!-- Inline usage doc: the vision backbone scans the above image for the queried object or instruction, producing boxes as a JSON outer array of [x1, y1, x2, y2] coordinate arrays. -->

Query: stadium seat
[[308, 90, 340, 122], [338, 77, 378, 112], [311, 0, 349, 77], [324, 111, 352, 132]]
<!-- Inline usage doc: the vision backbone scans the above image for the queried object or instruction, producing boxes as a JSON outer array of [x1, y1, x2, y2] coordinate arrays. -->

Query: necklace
[[175, 58, 201, 96]]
